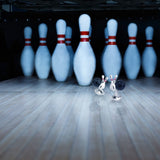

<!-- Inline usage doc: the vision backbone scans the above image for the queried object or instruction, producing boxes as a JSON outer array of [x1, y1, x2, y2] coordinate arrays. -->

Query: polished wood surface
[[0, 77, 160, 160]]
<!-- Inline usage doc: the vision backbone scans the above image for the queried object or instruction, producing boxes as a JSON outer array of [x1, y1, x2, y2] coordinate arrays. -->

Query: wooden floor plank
[[87, 89, 107, 160], [0, 93, 48, 141], [0, 93, 51, 159], [99, 93, 122, 160], [16, 88, 77, 160], [105, 86, 141, 160], [122, 85, 160, 159], [69, 88, 91, 160], [52, 89, 90, 160], [122, 92, 160, 160], [34, 87, 82, 160]]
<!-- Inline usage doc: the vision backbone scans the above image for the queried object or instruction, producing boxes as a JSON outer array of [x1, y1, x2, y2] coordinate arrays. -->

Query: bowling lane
[[0, 77, 160, 160]]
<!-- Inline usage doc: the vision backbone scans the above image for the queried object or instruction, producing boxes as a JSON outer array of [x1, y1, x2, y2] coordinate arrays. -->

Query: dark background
[[0, 10, 160, 81]]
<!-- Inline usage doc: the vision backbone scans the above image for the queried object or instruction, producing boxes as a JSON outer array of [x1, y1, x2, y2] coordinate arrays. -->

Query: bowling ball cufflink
[[115, 80, 125, 90], [92, 77, 101, 87]]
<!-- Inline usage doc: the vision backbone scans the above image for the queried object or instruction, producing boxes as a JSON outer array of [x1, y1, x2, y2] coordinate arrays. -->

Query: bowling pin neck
[[104, 27, 108, 45], [146, 40, 152, 47], [39, 38, 47, 46], [57, 34, 65, 44], [129, 37, 136, 45], [38, 23, 48, 39], [105, 38, 108, 46], [89, 25, 91, 42], [66, 38, 71, 46], [108, 36, 116, 45], [80, 31, 89, 42], [66, 26, 72, 45], [145, 26, 153, 47], [110, 78, 116, 81], [25, 38, 31, 46]]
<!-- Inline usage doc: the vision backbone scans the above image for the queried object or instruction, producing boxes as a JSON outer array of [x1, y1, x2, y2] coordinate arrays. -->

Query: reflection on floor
[[0, 77, 160, 160]]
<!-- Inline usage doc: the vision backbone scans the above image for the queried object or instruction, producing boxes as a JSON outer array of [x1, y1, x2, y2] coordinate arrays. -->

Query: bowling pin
[[123, 23, 141, 79], [20, 26, 34, 77], [52, 19, 70, 82], [35, 23, 51, 79], [73, 14, 96, 86], [102, 19, 122, 80], [104, 26, 108, 46], [101, 26, 108, 67], [142, 26, 157, 77], [65, 26, 74, 77], [89, 25, 92, 42]]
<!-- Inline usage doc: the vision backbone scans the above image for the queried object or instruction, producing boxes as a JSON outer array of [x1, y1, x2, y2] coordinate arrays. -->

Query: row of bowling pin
[[21, 13, 157, 87], [102, 21, 157, 79], [21, 14, 95, 86], [21, 20, 74, 81]]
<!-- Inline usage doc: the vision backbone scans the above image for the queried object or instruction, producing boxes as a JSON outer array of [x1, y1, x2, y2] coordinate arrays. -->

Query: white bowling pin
[[20, 26, 34, 77], [142, 26, 157, 77], [35, 23, 51, 79], [73, 14, 96, 86], [123, 23, 141, 79], [65, 26, 74, 77], [52, 19, 70, 82], [101, 26, 108, 67], [102, 19, 122, 80]]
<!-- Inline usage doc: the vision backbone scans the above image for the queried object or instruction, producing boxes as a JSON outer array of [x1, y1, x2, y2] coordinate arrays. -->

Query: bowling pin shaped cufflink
[[95, 75, 108, 95]]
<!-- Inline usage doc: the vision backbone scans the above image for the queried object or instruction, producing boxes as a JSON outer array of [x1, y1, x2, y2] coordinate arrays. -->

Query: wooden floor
[[0, 77, 160, 160]]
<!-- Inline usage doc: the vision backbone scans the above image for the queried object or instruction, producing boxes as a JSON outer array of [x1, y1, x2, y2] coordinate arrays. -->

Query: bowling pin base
[[112, 95, 121, 101], [54, 78, 67, 82], [126, 76, 138, 80], [77, 80, 92, 86], [144, 74, 153, 78], [23, 74, 32, 77], [95, 88, 105, 96], [37, 76, 48, 80]]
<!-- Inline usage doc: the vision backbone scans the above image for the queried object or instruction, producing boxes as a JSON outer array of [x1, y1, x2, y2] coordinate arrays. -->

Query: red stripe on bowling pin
[[65, 38, 71, 46], [129, 37, 136, 45], [109, 36, 116, 39], [105, 38, 108, 45], [146, 40, 152, 47], [25, 38, 31, 46], [40, 38, 47, 46], [80, 31, 89, 42], [57, 40, 65, 43], [81, 31, 89, 35], [108, 36, 116, 45], [58, 35, 65, 38], [57, 34, 65, 44]]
